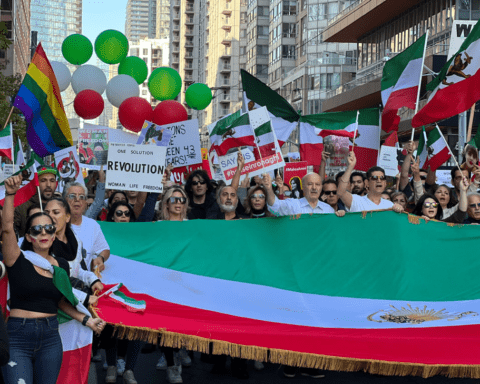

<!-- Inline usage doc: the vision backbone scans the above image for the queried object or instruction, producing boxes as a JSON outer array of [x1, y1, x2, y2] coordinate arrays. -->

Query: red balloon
[[118, 97, 153, 132], [73, 90, 104, 120], [152, 100, 188, 126]]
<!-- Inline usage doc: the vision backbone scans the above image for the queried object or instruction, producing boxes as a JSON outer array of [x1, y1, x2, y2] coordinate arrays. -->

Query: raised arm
[[337, 151, 355, 209], [399, 141, 415, 191], [458, 175, 469, 212], [85, 166, 105, 219], [262, 173, 276, 206], [411, 158, 425, 204], [231, 151, 245, 191], [2, 175, 23, 267], [318, 150, 329, 183]]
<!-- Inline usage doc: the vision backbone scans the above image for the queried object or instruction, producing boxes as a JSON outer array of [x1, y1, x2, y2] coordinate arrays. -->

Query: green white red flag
[[0, 123, 13, 160], [413, 20, 480, 127], [241, 69, 299, 147], [299, 108, 380, 172], [14, 138, 25, 169], [0, 158, 38, 207], [96, 214, 480, 379], [416, 126, 429, 169], [424, 125, 452, 171], [381, 34, 427, 132]]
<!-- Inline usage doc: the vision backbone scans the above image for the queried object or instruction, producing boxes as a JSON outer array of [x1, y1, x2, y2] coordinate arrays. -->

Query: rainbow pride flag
[[13, 43, 72, 157]]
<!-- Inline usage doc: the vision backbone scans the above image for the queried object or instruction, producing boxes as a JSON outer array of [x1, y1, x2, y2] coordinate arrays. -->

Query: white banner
[[378, 146, 400, 177], [106, 143, 166, 193], [161, 119, 201, 167]]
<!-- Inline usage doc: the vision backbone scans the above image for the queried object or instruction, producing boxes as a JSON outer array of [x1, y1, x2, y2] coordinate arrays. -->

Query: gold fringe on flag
[[90, 307, 480, 380]]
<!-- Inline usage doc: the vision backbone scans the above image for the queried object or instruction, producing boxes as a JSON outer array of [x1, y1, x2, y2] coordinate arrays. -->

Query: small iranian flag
[[0, 158, 38, 207], [107, 283, 147, 312], [209, 111, 255, 157], [14, 138, 25, 169], [0, 123, 13, 160], [424, 125, 452, 171], [250, 107, 280, 159], [413, 20, 480, 127], [241, 69, 299, 147], [299, 108, 380, 172], [416, 126, 429, 169], [381, 34, 427, 132]]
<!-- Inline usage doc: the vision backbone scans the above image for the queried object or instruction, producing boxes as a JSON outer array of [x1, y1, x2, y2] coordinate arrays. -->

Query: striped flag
[[0, 158, 38, 207], [96, 213, 480, 379], [381, 34, 427, 132], [13, 43, 73, 157], [0, 123, 13, 160], [416, 126, 429, 169], [14, 138, 25, 169], [424, 125, 452, 171], [208, 112, 255, 157]]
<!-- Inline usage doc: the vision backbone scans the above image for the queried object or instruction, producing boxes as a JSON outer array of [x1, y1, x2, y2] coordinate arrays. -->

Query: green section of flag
[[99, 212, 480, 302], [210, 110, 243, 137], [0, 123, 11, 138], [300, 108, 379, 129], [254, 121, 272, 137], [468, 128, 480, 148], [53, 265, 79, 325]]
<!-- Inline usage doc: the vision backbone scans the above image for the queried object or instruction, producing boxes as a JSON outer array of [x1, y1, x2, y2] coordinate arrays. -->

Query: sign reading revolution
[[106, 143, 167, 193]]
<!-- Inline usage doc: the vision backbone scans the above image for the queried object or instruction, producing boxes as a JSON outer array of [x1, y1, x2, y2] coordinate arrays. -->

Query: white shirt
[[71, 216, 109, 271], [268, 196, 335, 216], [349, 194, 393, 213]]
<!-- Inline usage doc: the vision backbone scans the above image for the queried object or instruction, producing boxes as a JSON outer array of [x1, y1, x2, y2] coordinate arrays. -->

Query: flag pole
[[436, 123, 462, 173], [411, 31, 429, 142], [350, 110, 360, 151], [2, 106, 14, 132], [467, 103, 476, 142]]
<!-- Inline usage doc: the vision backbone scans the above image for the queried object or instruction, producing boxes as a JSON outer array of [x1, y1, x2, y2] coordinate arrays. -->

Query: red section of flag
[[0, 174, 38, 208], [0, 149, 12, 161], [57, 344, 92, 384], [382, 87, 418, 133], [383, 131, 398, 147]]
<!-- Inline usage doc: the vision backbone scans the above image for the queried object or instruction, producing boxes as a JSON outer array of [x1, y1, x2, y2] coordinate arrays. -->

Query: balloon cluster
[[53, 30, 213, 132]]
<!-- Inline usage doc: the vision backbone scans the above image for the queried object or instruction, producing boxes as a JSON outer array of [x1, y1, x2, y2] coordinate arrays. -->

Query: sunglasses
[[420, 176, 427, 180], [469, 203, 480, 209], [251, 193, 265, 199], [66, 193, 86, 201], [168, 197, 186, 204], [370, 176, 386, 181], [191, 180, 206, 186], [423, 202, 439, 208], [323, 191, 337, 195], [29, 224, 56, 236], [115, 210, 131, 218]]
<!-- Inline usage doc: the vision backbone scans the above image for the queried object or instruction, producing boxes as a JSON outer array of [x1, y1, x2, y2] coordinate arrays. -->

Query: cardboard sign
[[2, 164, 14, 181], [219, 148, 285, 184], [78, 127, 109, 170], [284, 162, 308, 189], [160, 119, 201, 167], [106, 143, 166, 193], [83, 123, 139, 145], [378, 146, 400, 177], [137, 120, 173, 147], [54, 146, 85, 192]]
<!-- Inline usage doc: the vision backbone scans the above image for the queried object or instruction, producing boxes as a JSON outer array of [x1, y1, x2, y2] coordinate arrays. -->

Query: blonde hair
[[161, 186, 189, 221]]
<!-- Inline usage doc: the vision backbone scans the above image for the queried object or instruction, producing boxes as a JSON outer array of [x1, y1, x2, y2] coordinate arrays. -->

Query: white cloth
[[268, 196, 335, 216], [71, 216, 109, 271], [349, 194, 393, 213]]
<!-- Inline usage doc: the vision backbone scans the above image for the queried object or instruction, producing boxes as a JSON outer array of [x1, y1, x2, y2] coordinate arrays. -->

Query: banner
[[137, 120, 173, 147], [284, 162, 308, 189], [106, 143, 166, 193], [54, 146, 84, 193], [78, 127, 109, 170], [378, 145, 400, 177], [160, 119, 201, 167], [96, 212, 480, 379]]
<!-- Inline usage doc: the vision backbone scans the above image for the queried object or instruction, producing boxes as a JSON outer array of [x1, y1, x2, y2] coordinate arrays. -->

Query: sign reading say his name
[[162, 119, 201, 167], [106, 143, 166, 193]]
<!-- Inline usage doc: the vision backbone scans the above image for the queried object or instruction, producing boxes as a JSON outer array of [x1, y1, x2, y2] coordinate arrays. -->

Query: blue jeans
[[1, 316, 63, 384]]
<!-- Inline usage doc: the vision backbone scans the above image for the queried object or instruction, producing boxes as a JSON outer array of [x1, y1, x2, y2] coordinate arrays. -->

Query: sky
[[82, 0, 129, 64]]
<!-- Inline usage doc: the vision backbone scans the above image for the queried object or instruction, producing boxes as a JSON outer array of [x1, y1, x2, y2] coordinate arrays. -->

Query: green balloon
[[62, 34, 93, 65], [185, 83, 212, 110], [95, 30, 129, 64], [118, 57, 148, 85], [148, 67, 182, 101]]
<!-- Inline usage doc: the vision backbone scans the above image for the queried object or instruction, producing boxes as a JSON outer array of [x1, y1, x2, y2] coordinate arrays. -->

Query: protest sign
[[84, 123, 139, 145], [159, 119, 201, 167], [78, 127, 109, 170], [137, 121, 173, 147], [378, 146, 400, 177], [2, 164, 14, 181], [436, 166, 454, 188], [284, 162, 308, 189], [219, 148, 284, 184], [54, 146, 85, 192], [106, 143, 166, 193]]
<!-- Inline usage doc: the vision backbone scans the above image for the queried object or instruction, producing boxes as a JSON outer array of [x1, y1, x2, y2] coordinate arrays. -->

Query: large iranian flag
[[412, 20, 480, 127], [299, 108, 380, 172], [96, 213, 480, 379], [381, 34, 427, 132], [241, 69, 299, 147]]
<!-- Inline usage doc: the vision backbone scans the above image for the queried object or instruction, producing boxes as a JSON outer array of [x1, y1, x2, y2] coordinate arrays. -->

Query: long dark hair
[[20, 212, 55, 252], [412, 194, 443, 220], [45, 197, 72, 233], [290, 176, 303, 198], [430, 184, 457, 208], [185, 170, 214, 199], [107, 201, 136, 222], [244, 185, 273, 217], [108, 191, 128, 208]]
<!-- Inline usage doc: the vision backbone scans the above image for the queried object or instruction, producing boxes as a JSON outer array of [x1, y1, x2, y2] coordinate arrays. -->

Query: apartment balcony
[[220, 108, 230, 115], [221, 36, 231, 46], [185, 5, 194, 13], [172, 56, 179, 63], [185, 17, 194, 25], [220, 79, 230, 88], [220, 49, 231, 58], [184, 52, 194, 58], [173, 25, 180, 31], [184, 76, 193, 82], [222, 25, 231, 32], [185, 29, 194, 36], [222, 4, 232, 16], [323, 0, 424, 43], [173, 13, 180, 20], [219, 93, 230, 103], [173, 0, 180, 7], [185, 41, 194, 47], [184, 64, 193, 69], [220, 64, 231, 73], [173, 35, 180, 42]]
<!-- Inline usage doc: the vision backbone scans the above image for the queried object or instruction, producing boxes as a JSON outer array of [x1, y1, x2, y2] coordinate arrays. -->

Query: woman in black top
[[1, 175, 106, 384], [243, 185, 274, 218]]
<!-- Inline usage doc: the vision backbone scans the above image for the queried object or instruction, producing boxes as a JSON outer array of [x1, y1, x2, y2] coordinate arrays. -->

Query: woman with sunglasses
[[1, 175, 105, 384], [106, 201, 136, 223], [244, 185, 273, 218]]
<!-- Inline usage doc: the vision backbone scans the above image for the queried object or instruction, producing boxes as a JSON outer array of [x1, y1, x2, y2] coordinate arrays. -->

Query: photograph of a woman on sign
[[461, 143, 479, 173], [289, 176, 303, 199]]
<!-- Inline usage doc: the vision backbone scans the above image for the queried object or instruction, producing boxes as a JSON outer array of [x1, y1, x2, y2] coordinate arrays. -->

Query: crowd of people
[[0, 140, 477, 384]]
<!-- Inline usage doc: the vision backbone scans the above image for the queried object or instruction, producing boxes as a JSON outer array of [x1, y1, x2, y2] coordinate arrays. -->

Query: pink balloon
[[118, 97, 153, 132], [152, 100, 188, 126]]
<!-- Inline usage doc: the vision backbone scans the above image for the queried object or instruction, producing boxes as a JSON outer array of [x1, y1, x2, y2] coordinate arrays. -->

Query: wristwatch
[[82, 315, 90, 326]]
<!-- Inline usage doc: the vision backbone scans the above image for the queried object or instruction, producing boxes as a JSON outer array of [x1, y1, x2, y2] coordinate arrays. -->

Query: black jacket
[[187, 192, 220, 220]]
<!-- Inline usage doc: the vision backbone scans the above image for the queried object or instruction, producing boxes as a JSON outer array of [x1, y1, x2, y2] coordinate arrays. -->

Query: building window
[[282, 23, 296, 38], [143, 48, 148, 55], [282, 45, 296, 59], [283, 0, 296, 15]]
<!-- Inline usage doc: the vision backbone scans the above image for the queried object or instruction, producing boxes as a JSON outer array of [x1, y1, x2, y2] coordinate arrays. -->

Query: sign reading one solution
[[106, 143, 167, 193]]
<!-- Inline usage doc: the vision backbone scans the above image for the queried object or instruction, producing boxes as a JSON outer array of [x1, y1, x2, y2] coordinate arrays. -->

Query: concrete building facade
[[156, 0, 170, 38], [125, 0, 157, 42]]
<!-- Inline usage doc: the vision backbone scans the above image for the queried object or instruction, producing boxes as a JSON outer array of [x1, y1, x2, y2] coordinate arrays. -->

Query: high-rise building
[[31, 0, 82, 119], [125, 0, 157, 42], [156, 0, 170, 39], [245, 0, 269, 85]]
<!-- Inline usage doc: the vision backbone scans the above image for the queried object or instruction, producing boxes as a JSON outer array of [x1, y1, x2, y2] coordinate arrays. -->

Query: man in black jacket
[[185, 170, 220, 219]]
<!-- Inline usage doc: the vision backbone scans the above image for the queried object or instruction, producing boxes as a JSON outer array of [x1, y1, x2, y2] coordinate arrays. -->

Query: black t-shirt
[[7, 252, 70, 314]]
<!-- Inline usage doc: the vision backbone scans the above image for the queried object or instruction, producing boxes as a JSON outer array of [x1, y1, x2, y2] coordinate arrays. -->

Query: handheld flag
[[0, 123, 13, 160]]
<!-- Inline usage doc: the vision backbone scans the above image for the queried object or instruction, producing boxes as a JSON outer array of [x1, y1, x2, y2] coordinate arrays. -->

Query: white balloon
[[71, 65, 107, 95], [51, 61, 71, 92], [106, 75, 140, 108]]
